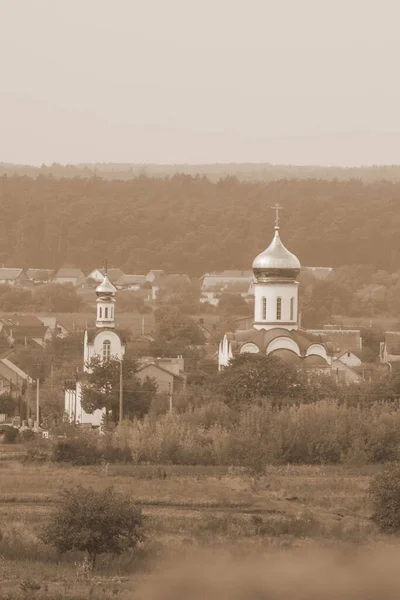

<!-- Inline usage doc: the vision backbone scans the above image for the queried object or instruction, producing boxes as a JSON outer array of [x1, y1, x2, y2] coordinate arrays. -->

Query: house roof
[[88, 268, 125, 283], [308, 329, 362, 353], [0, 357, 30, 382], [6, 325, 50, 341], [116, 274, 146, 286], [137, 361, 186, 381], [2, 315, 43, 327], [55, 268, 85, 278], [0, 268, 27, 280], [26, 269, 54, 280]]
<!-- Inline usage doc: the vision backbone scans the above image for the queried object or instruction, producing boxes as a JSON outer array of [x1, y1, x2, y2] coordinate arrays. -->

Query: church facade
[[64, 273, 126, 427], [218, 209, 334, 370]]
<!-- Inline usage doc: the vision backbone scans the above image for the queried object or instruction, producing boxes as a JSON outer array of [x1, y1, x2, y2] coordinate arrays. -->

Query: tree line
[[1, 174, 400, 275]]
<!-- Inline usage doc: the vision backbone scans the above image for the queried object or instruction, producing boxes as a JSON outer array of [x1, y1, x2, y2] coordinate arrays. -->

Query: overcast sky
[[1, 0, 400, 166]]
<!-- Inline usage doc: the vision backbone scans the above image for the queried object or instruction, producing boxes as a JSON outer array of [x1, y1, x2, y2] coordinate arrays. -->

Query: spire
[[271, 203, 283, 230]]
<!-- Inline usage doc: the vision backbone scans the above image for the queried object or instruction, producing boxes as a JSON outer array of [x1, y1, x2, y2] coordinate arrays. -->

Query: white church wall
[[253, 281, 299, 330], [86, 330, 125, 368], [64, 382, 105, 427]]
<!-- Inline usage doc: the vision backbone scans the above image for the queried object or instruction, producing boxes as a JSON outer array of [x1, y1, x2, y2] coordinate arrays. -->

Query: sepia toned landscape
[[3, 0, 400, 597]]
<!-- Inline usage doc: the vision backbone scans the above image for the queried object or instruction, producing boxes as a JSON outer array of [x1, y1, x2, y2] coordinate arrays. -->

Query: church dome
[[96, 274, 116, 296], [252, 227, 301, 281]]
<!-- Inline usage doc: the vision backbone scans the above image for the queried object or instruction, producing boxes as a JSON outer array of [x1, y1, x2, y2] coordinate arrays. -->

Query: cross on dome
[[271, 203, 283, 229]]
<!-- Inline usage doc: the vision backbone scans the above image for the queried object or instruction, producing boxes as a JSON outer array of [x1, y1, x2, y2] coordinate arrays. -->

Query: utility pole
[[119, 358, 123, 425], [168, 382, 173, 413], [36, 378, 40, 430], [26, 377, 30, 423]]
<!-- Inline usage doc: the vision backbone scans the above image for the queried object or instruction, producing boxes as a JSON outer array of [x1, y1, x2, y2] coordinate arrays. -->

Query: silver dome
[[252, 228, 301, 280], [96, 274, 116, 296]]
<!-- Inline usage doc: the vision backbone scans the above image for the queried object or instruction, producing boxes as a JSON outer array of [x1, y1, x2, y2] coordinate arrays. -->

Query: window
[[262, 297, 267, 320], [105, 307, 108, 319], [99, 307, 102, 318], [276, 297, 282, 320], [103, 340, 111, 361], [290, 297, 294, 320]]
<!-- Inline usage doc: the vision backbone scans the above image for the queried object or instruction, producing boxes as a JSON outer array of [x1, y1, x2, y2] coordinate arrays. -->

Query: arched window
[[104, 307, 108, 319], [103, 340, 111, 361], [276, 297, 282, 320], [290, 297, 294, 320], [262, 297, 267, 320], [99, 307, 102, 318]]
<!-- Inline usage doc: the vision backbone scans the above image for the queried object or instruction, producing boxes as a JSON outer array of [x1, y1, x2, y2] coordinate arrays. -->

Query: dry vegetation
[[0, 454, 397, 599]]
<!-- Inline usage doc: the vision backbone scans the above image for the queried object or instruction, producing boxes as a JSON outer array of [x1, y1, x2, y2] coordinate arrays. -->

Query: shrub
[[369, 465, 400, 533], [39, 485, 144, 568], [52, 435, 102, 465], [1, 425, 19, 444]]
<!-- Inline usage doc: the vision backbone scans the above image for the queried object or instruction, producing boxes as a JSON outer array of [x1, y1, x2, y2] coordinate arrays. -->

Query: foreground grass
[[0, 460, 394, 599]]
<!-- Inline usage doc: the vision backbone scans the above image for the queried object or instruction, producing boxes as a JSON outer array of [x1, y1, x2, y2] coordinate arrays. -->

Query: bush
[[39, 485, 144, 568], [1, 425, 19, 444], [52, 435, 102, 465], [369, 465, 400, 533]]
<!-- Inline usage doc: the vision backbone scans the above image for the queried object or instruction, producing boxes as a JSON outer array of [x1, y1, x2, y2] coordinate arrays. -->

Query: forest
[[0, 173, 399, 276]]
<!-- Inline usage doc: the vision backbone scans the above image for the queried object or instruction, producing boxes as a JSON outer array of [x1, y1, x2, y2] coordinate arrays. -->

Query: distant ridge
[[2, 162, 400, 183]]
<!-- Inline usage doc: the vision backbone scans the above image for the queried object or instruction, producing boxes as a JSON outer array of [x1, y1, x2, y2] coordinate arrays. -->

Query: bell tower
[[252, 205, 301, 331], [95, 264, 116, 328]]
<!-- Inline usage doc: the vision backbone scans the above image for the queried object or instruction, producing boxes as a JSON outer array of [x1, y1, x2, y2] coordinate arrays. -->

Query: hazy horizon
[[2, 0, 400, 167]]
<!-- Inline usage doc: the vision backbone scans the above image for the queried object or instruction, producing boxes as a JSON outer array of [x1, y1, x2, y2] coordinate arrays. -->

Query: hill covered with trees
[[0, 174, 399, 275]]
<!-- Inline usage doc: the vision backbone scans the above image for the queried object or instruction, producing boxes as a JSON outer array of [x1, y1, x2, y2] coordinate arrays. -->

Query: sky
[[1, 0, 400, 166]]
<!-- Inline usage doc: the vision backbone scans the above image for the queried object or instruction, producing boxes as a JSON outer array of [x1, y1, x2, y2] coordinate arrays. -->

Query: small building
[[146, 270, 166, 283], [301, 266, 333, 280], [380, 332, 400, 373], [37, 316, 70, 338], [137, 356, 187, 395], [26, 269, 55, 284], [86, 268, 125, 285], [200, 271, 253, 305], [0, 268, 30, 286], [115, 274, 147, 290], [0, 316, 52, 348], [54, 268, 86, 286], [0, 358, 31, 395]]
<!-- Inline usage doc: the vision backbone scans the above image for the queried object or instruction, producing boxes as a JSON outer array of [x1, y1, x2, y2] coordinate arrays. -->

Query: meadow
[[0, 450, 395, 599]]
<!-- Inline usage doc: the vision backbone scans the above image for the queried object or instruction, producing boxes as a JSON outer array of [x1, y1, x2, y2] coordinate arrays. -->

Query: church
[[64, 272, 126, 427], [218, 207, 334, 370]]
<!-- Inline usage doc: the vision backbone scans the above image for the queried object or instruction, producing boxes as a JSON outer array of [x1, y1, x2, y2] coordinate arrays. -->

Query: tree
[[369, 466, 400, 533], [217, 353, 309, 405], [39, 485, 144, 568], [218, 293, 250, 316], [32, 283, 83, 312], [81, 355, 157, 422]]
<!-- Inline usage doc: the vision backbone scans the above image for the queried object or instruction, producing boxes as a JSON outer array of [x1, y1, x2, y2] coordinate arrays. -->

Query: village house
[[86, 268, 125, 285], [26, 269, 55, 284], [0, 357, 32, 396], [115, 274, 147, 290], [0, 268, 31, 286], [37, 316, 69, 338], [380, 332, 400, 374], [54, 268, 86, 286], [200, 270, 253, 305], [0, 315, 52, 348], [137, 356, 187, 396]]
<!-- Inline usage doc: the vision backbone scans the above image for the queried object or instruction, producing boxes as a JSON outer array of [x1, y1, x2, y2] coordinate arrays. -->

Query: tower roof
[[252, 227, 301, 281], [96, 274, 116, 296]]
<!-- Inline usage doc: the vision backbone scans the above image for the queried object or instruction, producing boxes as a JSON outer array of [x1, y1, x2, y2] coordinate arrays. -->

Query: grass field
[[0, 452, 394, 599]]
